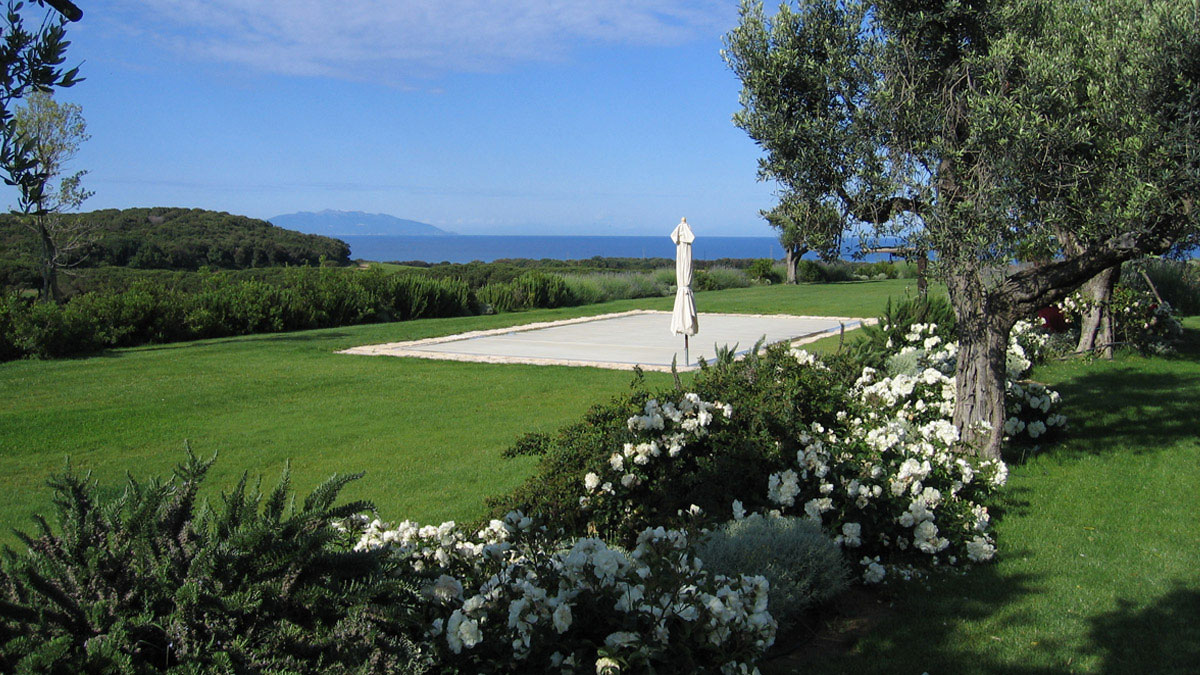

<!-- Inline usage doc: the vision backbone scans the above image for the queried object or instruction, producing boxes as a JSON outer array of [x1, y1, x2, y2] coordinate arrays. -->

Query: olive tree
[[763, 193, 843, 282], [724, 0, 1200, 458], [1, 0, 83, 300], [13, 91, 91, 301]]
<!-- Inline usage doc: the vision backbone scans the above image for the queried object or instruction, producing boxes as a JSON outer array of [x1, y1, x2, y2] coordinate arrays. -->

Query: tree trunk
[[1075, 264, 1121, 358], [916, 249, 929, 298], [36, 216, 62, 303], [948, 272, 1015, 460], [945, 231, 1170, 459], [782, 246, 801, 282]]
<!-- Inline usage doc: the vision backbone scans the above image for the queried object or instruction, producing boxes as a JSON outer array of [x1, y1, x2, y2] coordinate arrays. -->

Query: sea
[[338, 235, 899, 264]]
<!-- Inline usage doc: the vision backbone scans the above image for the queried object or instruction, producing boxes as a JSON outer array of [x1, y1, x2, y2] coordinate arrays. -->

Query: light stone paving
[[340, 310, 873, 372]]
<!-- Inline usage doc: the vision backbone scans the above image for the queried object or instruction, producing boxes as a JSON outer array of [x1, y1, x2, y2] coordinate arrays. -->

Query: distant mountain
[[269, 210, 453, 237]]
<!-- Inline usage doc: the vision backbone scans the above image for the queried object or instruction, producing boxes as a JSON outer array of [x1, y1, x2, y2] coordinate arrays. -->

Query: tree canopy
[[724, 0, 1200, 456]]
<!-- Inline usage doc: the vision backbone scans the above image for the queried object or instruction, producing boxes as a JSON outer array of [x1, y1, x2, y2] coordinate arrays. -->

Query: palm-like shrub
[[844, 295, 957, 369], [0, 453, 425, 673]]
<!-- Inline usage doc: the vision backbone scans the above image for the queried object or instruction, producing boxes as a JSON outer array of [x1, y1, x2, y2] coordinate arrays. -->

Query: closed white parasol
[[670, 217, 698, 363]]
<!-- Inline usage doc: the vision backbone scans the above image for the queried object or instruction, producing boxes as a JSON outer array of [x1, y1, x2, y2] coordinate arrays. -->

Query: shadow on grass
[[1022, 324, 1200, 462], [1045, 369, 1200, 458], [790, 552, 1054, 675], [1088, 584, 1200, 675]]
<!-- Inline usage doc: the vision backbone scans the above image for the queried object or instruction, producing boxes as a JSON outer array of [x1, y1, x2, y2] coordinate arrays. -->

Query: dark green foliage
[[0, 453, 426, 673], [0, 268, 474, 361], [747, 258, 782, 284], [695, 515, 848, 630], [0, 208, 350, 285], [796, 260, 824, 283], [1123, 258, 1200, 315], [487, 343, 859, 545], [844, 295, 957, 370], [476, 271, 576, 312]]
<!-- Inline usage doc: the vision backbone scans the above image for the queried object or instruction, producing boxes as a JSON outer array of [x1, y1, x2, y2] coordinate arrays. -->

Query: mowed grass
[[0, 279, 916, 541], [796, 317, 1200, 675]]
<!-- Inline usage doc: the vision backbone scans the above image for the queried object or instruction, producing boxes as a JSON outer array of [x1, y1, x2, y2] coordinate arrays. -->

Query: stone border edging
[[337, 310, 877, 372]]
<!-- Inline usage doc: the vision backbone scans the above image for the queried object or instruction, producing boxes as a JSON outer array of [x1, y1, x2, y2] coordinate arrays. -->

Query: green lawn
[[790, 317, 1200, 675], [4, 279, 1195, 672], [0, 280, 917, 540]]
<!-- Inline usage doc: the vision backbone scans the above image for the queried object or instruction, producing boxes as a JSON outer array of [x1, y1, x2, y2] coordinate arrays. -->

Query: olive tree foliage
[[13, 91, 90, 301], [763, 193, 843, 282], [1, 0, 82, 301], [724, 0, 1200, 458]]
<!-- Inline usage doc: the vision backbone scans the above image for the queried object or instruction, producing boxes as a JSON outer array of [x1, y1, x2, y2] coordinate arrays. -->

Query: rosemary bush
[[0, 453, 425, 673]]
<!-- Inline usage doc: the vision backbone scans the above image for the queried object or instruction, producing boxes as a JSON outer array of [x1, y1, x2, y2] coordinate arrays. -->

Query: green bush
[[488, 345, 858, 545], [7, 298, 103, 359], [795, 259, 824, 282], [477, 271, 576, 312], [0, 268, 479, 361], [747, 258, 783, 284], [819, 261, 857, 282], [696, 515, 849, 630], [0, 453, 425, 673], [562, 272, 669, 304], [693, 266, 751, 291], [0, 294, 22, 361], [1124, 258, 1200, 315]]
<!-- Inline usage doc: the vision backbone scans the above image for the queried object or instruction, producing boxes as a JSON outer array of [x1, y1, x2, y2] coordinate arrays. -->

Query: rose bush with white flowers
[[491, 349, 856, 545], [492, 299, 1068, 588], [352, 511, 776, 674], [1061, 285, 1184, 354], [751, 321, 1059, 582]]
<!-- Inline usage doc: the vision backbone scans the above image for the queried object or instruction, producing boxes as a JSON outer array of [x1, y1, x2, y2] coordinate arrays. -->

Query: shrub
[[0, 294, 23, 361], [695, 515, 848, 631], [747, 258, 783, 284], [1125, 258, 1200, 315], [477, 271, 576, 312], [490, 346, 858, 545], [0, 268, 478, 362], [354, 513, 776, 674], [819, 261, 857, 282], [7, 297, 103, 359], [514, 270, 576, 308], [0, 454, 426, 673], [1061, 281, 1185, 354], [795, 259, 824, 282], [700, 266, 752, 291], [493, 297, 1060, 584], [562, 272, 669, 305]]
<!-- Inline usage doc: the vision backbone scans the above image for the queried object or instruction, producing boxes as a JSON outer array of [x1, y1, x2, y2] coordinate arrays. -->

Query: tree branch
[[835, 185, 922, 224], [44, 0, 82, 22], [997, 228, 1176, 318]]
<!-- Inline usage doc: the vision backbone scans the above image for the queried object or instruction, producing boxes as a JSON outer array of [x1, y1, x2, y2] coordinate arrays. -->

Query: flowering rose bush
[[493, 302, 1067, 590], [491, 347, 855, 545], [755, 317, 1066, 582], [577, 393, 735, 538], [1061, 285, 1184, 354], [879, 320, 1066, 445], [352, 511, 776, 674]]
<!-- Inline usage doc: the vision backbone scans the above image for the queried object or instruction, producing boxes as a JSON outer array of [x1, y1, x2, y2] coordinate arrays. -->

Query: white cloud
[[114, 0, 734, 80]]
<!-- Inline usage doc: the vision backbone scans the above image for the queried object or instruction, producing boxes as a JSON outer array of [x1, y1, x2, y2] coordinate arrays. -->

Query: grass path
[[793, 317, 1200, 675], [0, 280, 921, 540]]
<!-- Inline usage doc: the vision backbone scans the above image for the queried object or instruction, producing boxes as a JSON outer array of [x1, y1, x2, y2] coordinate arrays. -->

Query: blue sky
[[6, 1, 780, 236]]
